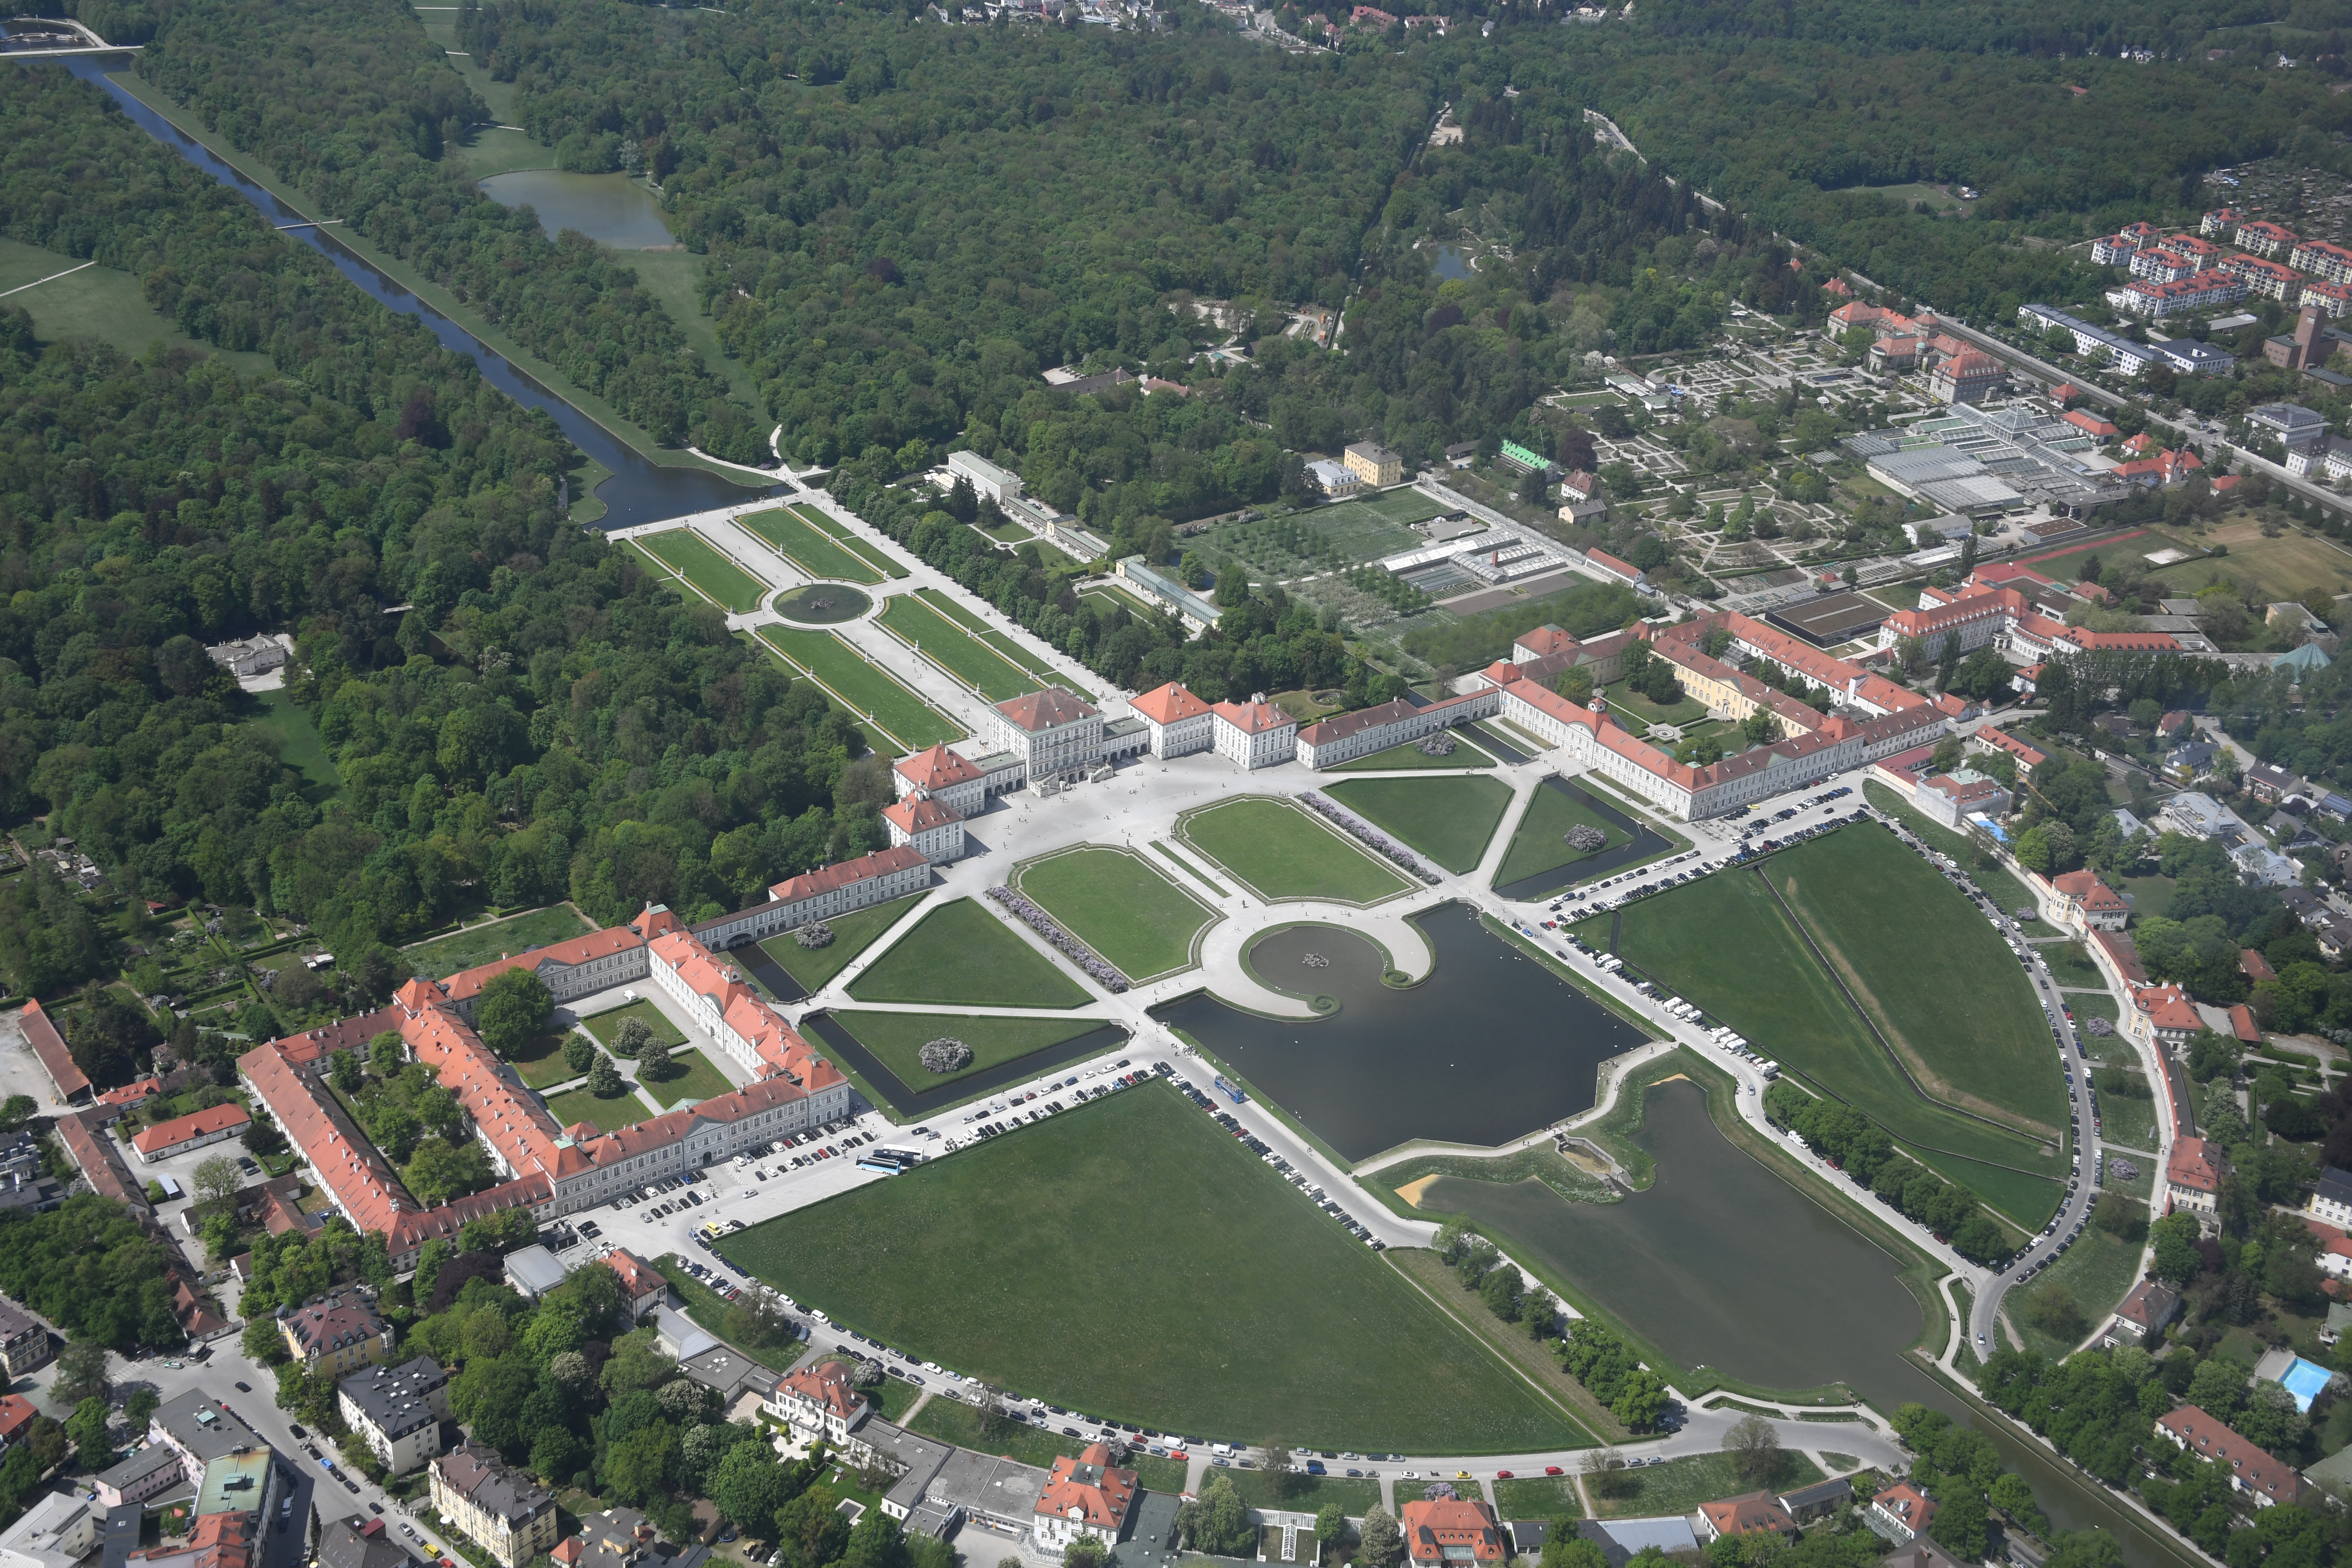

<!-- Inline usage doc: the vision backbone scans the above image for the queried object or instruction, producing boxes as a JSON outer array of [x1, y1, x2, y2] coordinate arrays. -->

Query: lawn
[[581, 999, 686, 1052], [2010, 1211, 2149, 1361], [736, 508, 884, 585], [877, 594, 1036, 700], [1590, 1451, 1824, 1519], [755, 628, 963, 751], [906, 1399, 1184, 1494], [1859, 780, 2042, 912], [1492, 780, 1634, 887], [721, 1083, 1590, 1453], [506, 1032, 581, 1090], [1494, 1478, 1583, 1522], [2148, 515, 2352, 605], [846, 898, 1094, 1009], [633, 529, 771, 612], [1772, 826, 2068, 1137], [1599, 679, 1710, 730], [1014, 847, 1216, 981], [1179, 797, 1412, 905], [2116, 868, 2177, 922], [914, 589, 1089, 698], [829, 1011, 1108, 1088], [758, 893, 929, 994], [1213, 1470, 1380, 1515], [637, 1048, 737, 1108], [544, 1085, 648, 1135], [2041, 943, 2104, 989], [1325, 776, 1513, 875], [1326, 733, 1501, 772], [792, 504, 911, 579], [401, 906, 593, 981], [2069, 991, 2121, 1024], [1586, 848, 2065, 1227], [0, 235, 276, 378], [248, 691, 344, 801], [2099, 1078, 2158, 1152]]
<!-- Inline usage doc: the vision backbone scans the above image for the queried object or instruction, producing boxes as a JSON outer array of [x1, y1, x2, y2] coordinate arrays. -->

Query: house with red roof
[[2114, 448, 2205, 488], [2157, 1407, 2310, 1505], [891, 745, 993, 817], [881, 794, 965, 863], [2062, 408, 2120, 439], [2050, 869, 2129, 932], [0, 1392, 36, 1451], [1869, 1481, 1937, 1542], [768, 1361, 870, 1450], [131, 1102, 250, 1164], [1211, 695, 1298, 770], [1699, 1493, 1799, 1543], [1128, 682, 1215, 759], [17, 998, 90, 1105], [1584, 548, 1645, 588], [1033, 1443, 1140, 1551], [1400, 1497, 1507, 1568], [2166, 1136, 2225, 1219], [2134, 981, 2203, 1049], [604, 1250, 670, 1319]]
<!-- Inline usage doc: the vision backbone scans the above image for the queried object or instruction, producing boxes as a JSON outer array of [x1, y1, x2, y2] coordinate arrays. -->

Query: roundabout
[[772, 582, 873, 623]]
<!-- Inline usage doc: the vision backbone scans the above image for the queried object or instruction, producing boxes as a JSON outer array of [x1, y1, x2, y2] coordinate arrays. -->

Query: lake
[[1432, 244, 1472, 280], [1151, 904, 1649, 1161], [477, 169, 679, 250]]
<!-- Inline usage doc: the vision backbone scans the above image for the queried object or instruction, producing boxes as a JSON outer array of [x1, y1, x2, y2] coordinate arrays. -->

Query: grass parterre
[[1013, 846, 1217, 982], [1179, 797, 1413, 905]]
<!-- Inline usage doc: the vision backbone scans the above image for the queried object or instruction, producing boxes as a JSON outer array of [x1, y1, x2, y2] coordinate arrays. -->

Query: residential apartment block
[[431, 1444, 558, 1568], [338, 1356, 449, 1475], [279, 1295, 393, 1377]]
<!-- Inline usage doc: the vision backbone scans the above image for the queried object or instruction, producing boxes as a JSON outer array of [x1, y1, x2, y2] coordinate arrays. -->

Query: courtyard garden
[[544, 1083, 648, 1136], [720, 1083, 1590, 1454], [582, 1000, 685, 1054], [1324, 776, 1513, 874], [828, 1011, 1111, 1088], [1013, 847, 1217, 981], [846, 898, 1092, 1008], [1179, 797, 1413, 905], [635, 1048, 736, 1108], [1326, 734, 1500, 773], [757, 892, 928, 994]]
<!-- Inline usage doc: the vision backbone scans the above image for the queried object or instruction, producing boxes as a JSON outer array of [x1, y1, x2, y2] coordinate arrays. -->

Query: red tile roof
[[893, 745, 984, 792], [995, 687, 1099, 732], [2052, 870, 2126, 912], [605, 1250, 665, 1303], [130, 1102, 250, 1157], [2135, 981, 2202, 1037], [2168, 1136, 2222, 1195], [438, 926, 647, 1005], [768, 845, 930, 907], [1212, 698, 1294, 735], [1400, 1497, 1505, 1566], [1129, 683, 1211, 725], [1871, 1481, 1937, 1536], [1701, 1493, 1797, 1540], [883, 796, 962, 833], [0, 1393, 36, 1446], [776, 1360, 866, 1422], [1586, 548, 1642, 582], [2159, 1407, 2307, 1504], [19, 998, 90, 1102], [2241, 948, 2278, 983], [1036, 1443, 1139, 1534], [1974, 726, 2047, 770], [1514, 626, 1579, 659], [2228, 1004, 2261, 1045]]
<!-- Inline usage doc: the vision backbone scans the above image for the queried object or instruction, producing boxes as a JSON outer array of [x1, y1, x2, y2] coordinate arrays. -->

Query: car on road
[[1544, 1466, 1563, 1477], [1495, 1470, 1514, 1480], [234, 1380, 251, 1392]]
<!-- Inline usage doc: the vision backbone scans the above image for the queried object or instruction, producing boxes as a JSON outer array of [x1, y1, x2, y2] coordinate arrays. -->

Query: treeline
[[1432, 1221, 1668, 1429], [1763, 1080, 2011, 1264], [131, 0, 765, 461]]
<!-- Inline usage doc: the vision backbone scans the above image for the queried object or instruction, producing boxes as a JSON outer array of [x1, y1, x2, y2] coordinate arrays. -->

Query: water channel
[[478, 169, 679, 250], [67, 60, 770, 528], [800, 1013, 1132, 1120], [1492, 776, 1678, 901], [1421, 1081, 2196, 1568], [1152, 903, 1648, 1161]]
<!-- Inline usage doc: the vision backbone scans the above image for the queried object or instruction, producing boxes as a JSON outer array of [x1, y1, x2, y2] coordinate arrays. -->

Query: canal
[[66, 60, 770, 528]]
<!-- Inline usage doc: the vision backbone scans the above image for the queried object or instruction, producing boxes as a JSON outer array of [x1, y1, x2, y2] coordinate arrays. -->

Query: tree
[[329, 1047, 363, 1094], [1480, 1265, 1523, 1321], [586, 1052, 623, 1098], [242, 1111, 287, 1158], [1316, 1505, 1347, 1548], [66, 1396, 114, 1473], [1586, 1450, 1636, 1499], [52, 1338, 109, 1407], [193, 1155, 241, 1205], [1358, 1506, 1402, 1568], [124, 1386, 159, 1431], [613, 1017, 654, 1059], [1722, 1414, 1781, 1484], [369, 1032, 405, 1076], [476, 969, 554, 1059], [563, 1034, 595, 1074], [1522, 1287, 1557, 1339], [1930, 1486, 1989, 1562], [638, 1036, 674, 1082], [1554, 667, 1594, 705], [713, 1442, 796, 1531], [1064, 1541, 1108, 1568]]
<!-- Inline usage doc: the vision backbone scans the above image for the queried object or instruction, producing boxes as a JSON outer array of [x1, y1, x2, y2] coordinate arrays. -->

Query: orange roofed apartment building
[[240, 906, 851, 1274], [1399, 1497, 1508, 1568], [1032, 1445, 1141, 1553]]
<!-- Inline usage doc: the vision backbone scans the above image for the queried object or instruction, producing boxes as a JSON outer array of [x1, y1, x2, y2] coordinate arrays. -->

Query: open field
[[2148, 515, 2352, 604], [581, 999, 686, 1053], [1578, 840, 2064, 1226], [2099, 1077, 2157, 1152], [720, 1083, 1591, 1452], [914, 588, 1087, 696], [757, 893, 928, 994], [2069, 991, 2121, 1024], [846, 898, 1093, 1009], [1180, 798, 1412, 905], [1013, 847, 1216, 981], [1326, 733, 1500, 772], [1495, 1477, 1582, 1521], [737, 507, 884, 585], [1834, 180, 1968, 214], [878, 594, 1037, 700], [636, 1048, 736, 1107], [1492, 781, 1634, 887], [625, 248, 765, 411], [0, 236, 276, 378], [248, 691, 344, 801], [1325, 776, 1512, 874], [1859, 780, 2041, 912], [634, 530, 770, 612], [791, 504, 911, 579], [1774, 826, 2067, 1135], [401, 906, 593, 980], [544, 1085, 646, 1135], [754, 628, 963, 751], [829, 1011, 1109, 1088], [1589, 1450, 1824, 1519], [2041, 942, 2104, 989]]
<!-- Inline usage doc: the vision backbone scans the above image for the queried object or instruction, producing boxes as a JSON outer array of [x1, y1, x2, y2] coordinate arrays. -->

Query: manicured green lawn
[[1325, 775, 1512, 874], [1179, 797, 1411, 905], [1590, 1450, 1823, 1519], [634, 529, 770, 612], [791, 504, 911, 579], [401, 906, 593, 982], [722, 1083, 1590, 1453], [2041, 942, 2104, 989], [1587, 845, 2063, 1227], [1495, 1477, 1583, 1521], [2099, 1078, 2157, 1152], [1326, 732, 1500, 772], [1491, 781, 1631, 887], [756, 627, 963, 751], [2010, 1211, 2147, 1361], [1774, 826, 2068, 1136], [737, 507, 884, 585], [878, 594, 1035, 700], [1214, 1470, 1380, 1515], [2069, 991, 2120, 1023], [1015, 847, 1215, 980], [507, 1032, 580, 1090], [544, 1085, 648, 1135], [1859, 780, 2041, 912], [248, 691, 344, 801], [581, 999, 686, 1052], [637, 1047, 737, 1108], [1599, 679, 1710, 729], [846, 898, 1093, 1009], [758, 893, 929, 993], [914, 588, 1093, 699], [830, 1011, 1108, 1087]]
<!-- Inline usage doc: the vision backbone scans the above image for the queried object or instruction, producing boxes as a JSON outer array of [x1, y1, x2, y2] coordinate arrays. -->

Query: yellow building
[[431, 1444, 558, 1568], [1343, 441, 1403, 488], [278, 1296, 394, 1378]]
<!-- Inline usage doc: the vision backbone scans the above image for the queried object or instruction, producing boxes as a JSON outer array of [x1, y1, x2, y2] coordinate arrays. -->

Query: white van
[[156, 1175, 184, 1200], [1210, 1443, 1235, 1457]]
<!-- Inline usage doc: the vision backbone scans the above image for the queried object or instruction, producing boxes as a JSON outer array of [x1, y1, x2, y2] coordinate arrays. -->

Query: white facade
[[987, 691, 1108, 782], [690, 848, 934, 949], [0, 1493, 97, 1568], [946, 451, 1023, 506], [1141, 711, 1214, 758], [1210, 700, 1297, 769], [883, 797, 967, 863]]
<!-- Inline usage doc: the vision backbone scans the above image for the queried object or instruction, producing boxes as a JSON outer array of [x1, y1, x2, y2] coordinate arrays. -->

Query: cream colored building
[[431, 1444, 558, 1568], [1344, 441, 1404, 487]]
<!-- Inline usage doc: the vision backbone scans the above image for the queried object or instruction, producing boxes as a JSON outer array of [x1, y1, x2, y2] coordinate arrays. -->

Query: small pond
[[1431, 244, 1472, 280], [1151, 903, 1647, 1161], [478, 169, 678, 250], [773, 584, 873, 624]]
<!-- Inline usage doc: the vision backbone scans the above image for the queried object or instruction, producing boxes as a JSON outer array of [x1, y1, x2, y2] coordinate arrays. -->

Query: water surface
[[1432, 244, 1472, 280], [1492, 776, 1677, 901], [479, 169, 677, 249]]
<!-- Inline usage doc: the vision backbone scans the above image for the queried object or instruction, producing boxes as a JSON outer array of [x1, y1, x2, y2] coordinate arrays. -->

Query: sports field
[[736, 507, 883, 585], [2147, 515, 2352, 605], [720, 1083, 1592, 1452], [633, 530, 771, 612], [829, 1010, 1109, 1087], [1576, 832, 2063, 1226], [878, 594, 1037, 700], [1326, 732, 1500, 772], [1014, 847, 1217, 981], [1179, 798, 1412, 904], [790, 504, 912, 578], [847, 898, 1093, 1008], [1325, 776, 1512, 874], [913, 589, 1089, 697], [1492, 781, 1631, 887], [758, 893, 928, 994], [755, 627, 963, 750], [402, 906, 593, 980]]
